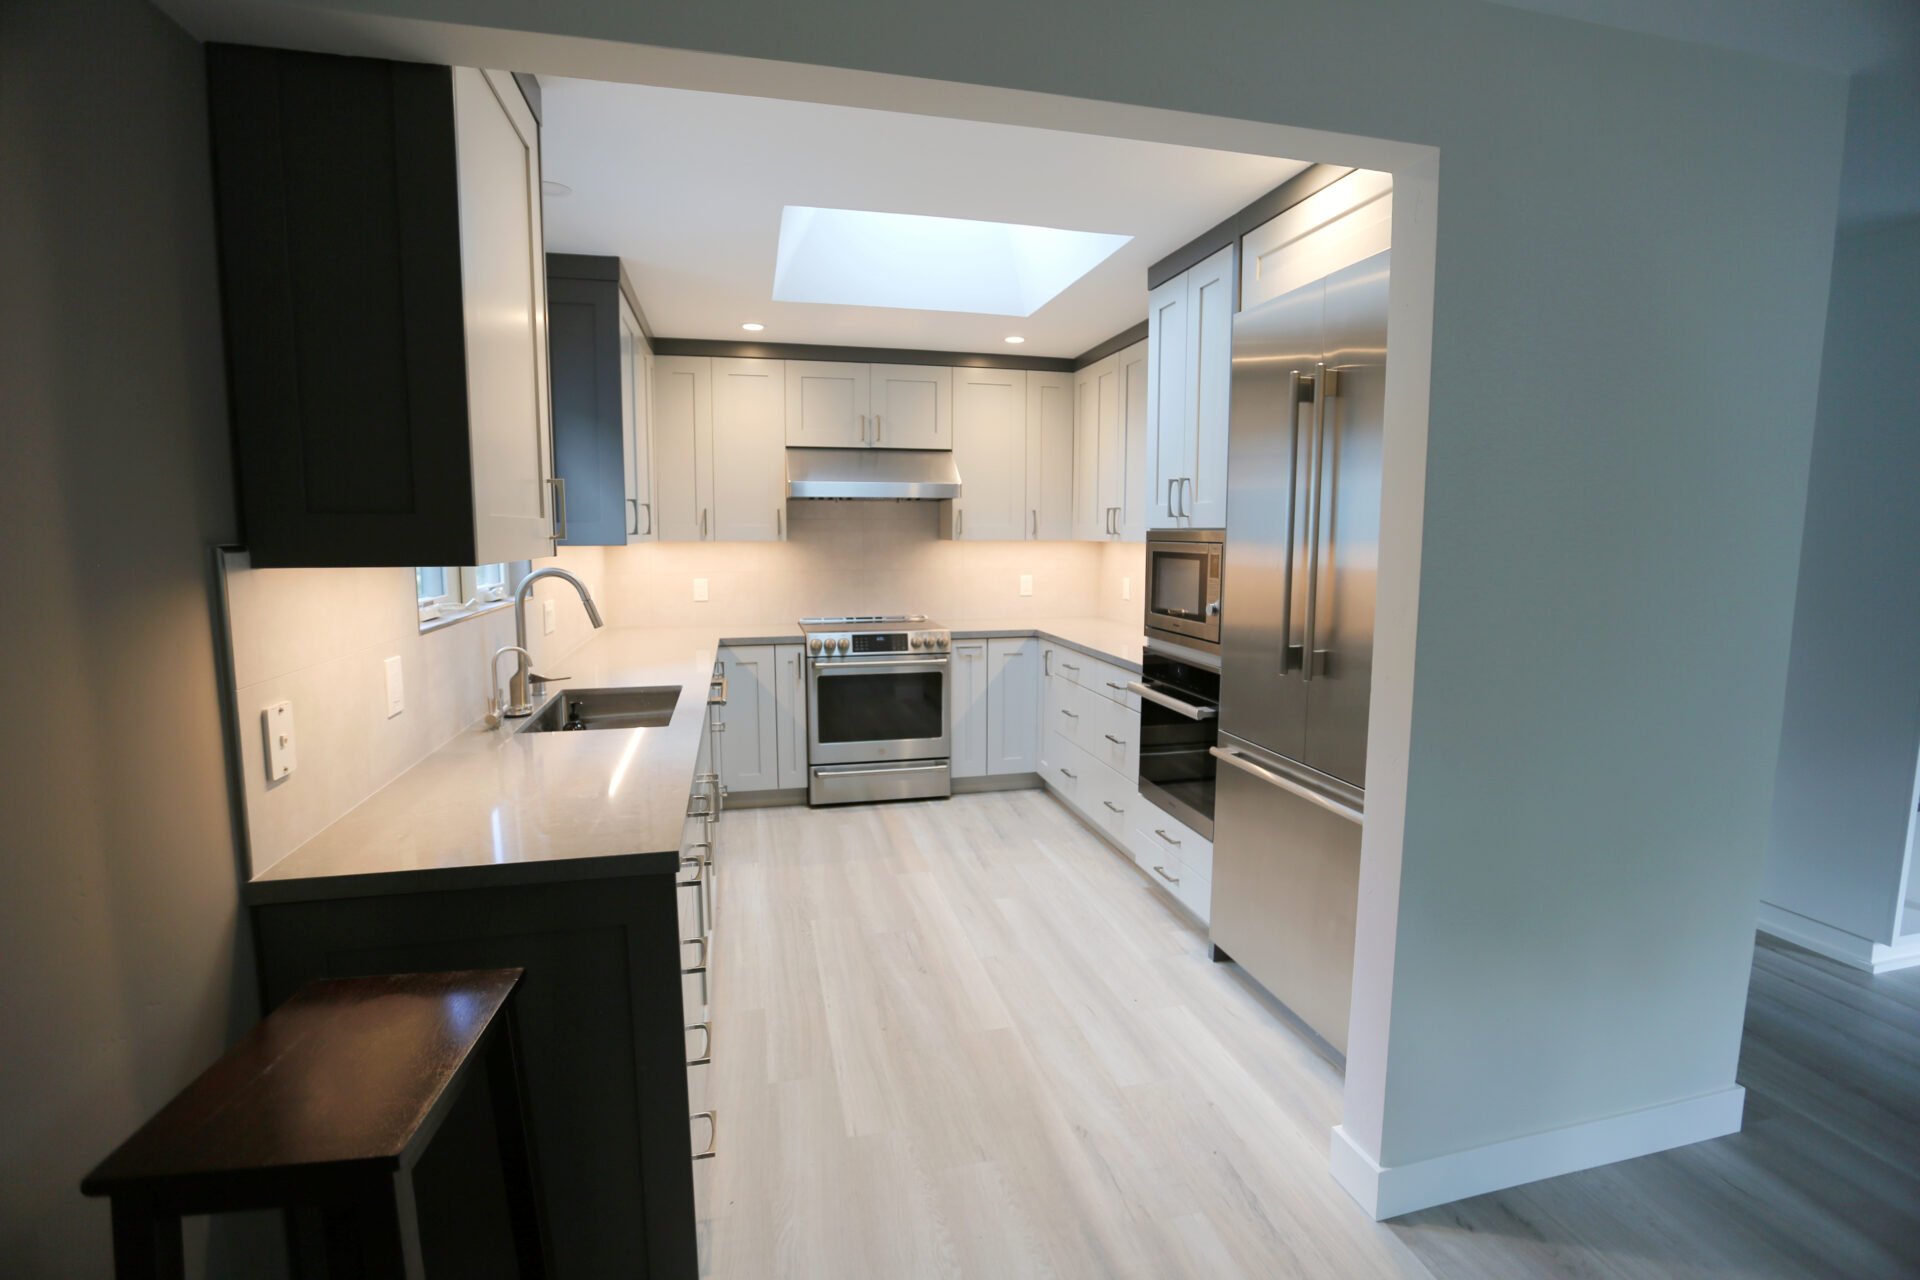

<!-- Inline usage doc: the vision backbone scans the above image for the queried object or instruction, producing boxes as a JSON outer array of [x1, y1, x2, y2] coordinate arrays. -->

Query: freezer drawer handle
[[1209, 746, 1364, 825], [1126, 681, 1217, 721], [1152, 864, 1180, 885]]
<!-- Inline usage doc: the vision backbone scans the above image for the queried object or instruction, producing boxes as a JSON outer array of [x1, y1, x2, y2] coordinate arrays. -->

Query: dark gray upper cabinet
[[548, 255, 634, 546], [206, 45, 558, 568]]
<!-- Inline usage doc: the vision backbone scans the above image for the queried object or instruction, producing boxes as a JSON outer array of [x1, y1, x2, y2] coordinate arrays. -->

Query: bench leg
[[322, 1172, 425, 1280], [109, 1194, 184, 1280], [487, 1003, 552, 1279]]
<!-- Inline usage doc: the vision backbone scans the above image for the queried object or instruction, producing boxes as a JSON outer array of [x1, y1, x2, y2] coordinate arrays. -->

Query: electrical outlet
[[1122, 576, 1132, 601], [542, 599, 557, 635], [262, 701, 296, 781], [693, 578, 709, 602], [384, 655, 404, 717], [1019, 574, 1033, 597]]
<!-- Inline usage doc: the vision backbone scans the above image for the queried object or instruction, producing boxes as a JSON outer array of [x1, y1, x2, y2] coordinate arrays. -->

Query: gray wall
[[1765, 213, 1920, 943], [0, 0, 279, 1272]]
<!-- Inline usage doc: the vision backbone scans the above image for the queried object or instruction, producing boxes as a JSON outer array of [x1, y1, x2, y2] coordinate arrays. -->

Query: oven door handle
[[813, 657, 950, 676], [812, 763, 951, 778], [1126, 680, 1217, 721]]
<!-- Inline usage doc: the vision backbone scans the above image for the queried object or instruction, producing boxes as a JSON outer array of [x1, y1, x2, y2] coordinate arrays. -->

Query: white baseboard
[[1756, 901, 1920, 973], [1329, 1085, 1746, 1220]]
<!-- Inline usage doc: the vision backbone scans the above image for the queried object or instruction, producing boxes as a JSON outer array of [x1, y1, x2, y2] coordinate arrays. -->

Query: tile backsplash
[[222, 545, 606, 876], [600, 500, 1112, 626], [223, 502, 1146, 876]]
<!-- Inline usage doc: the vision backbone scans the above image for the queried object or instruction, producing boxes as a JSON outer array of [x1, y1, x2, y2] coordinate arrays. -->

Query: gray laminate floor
[[693, 790, 1920, 1279]]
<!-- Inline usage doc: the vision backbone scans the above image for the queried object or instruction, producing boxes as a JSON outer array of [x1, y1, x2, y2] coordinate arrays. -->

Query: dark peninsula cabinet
[[206, 46, 560, 568]]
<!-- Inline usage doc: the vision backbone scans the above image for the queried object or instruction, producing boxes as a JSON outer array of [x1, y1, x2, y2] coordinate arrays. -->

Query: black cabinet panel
[[207, 45, 478, 566], [548, 255, 630, 546]]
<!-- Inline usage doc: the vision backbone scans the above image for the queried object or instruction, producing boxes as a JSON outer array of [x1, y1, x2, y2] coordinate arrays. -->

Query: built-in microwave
[[1143, 528, 1225, 655]]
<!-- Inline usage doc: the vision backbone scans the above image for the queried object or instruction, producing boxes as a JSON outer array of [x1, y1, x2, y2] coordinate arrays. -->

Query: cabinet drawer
[[1132, 813, 1212, 882], [1133, 821, 1211, 923], [1045, 730, 1135, 848]]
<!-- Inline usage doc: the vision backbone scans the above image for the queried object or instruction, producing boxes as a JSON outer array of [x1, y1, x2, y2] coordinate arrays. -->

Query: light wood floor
[[694, 790, 1920, 1279]]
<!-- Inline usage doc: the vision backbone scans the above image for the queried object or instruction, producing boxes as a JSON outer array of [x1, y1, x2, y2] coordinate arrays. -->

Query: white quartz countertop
[[247, 617, 1142, 902]]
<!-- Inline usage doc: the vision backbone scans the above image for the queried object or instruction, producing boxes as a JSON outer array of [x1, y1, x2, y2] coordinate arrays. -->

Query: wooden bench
[[81, 969, 549, 1279]]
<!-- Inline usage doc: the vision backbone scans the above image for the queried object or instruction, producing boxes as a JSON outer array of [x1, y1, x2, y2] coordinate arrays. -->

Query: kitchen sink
[[515, 686, 681, 733]]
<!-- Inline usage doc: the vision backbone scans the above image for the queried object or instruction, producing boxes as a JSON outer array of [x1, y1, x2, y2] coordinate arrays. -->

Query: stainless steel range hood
[[785, 448, 962, 500]]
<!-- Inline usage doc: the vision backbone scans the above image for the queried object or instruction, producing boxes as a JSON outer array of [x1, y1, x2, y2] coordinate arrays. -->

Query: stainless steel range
[[801, 616, 953, 806]]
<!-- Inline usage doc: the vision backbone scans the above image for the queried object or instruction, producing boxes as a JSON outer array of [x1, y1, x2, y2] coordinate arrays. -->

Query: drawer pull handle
[[1152, 865, 1180, 885], [1106, 681, 1128, 692], [692, 1111, 718, 1160], [681, 936, 708, 974], [1061, 662, 1080, 672], [1059, 708, 1079, 719], [687, 1022, 712, 1066], [1104, 734, 1126, 746], [1102, 800, 1124, 814], [1155, 828, 1183, 846], [1058, 767, 1077, 780]]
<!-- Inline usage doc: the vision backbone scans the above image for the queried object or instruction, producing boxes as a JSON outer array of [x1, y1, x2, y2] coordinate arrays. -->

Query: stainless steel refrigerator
[[1209, 249, 1388, 1057]]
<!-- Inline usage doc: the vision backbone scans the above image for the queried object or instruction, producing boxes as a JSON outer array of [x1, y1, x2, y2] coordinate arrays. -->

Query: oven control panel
[[805, 630, 951, 657]]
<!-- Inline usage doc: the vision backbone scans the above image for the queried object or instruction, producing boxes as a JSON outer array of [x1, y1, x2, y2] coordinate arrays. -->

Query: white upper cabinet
[[1147, 243, 1233, 530], [950, 366, 1027, 541], [651, 355, 712, 542], [1074, 353, 1138, 541], [1117, 340, 1150, 541], [1184, 245, 1234, 528], [454, 67, 556, 565], [1026, 371, 1075, 541], [1145, 273, 1188, 529], [785, 360, 870, 448], [1241, 169, 1393, 312], [710, 358, 787, 542], [618, 296, 654, 543], [870, 364, 952, 449]]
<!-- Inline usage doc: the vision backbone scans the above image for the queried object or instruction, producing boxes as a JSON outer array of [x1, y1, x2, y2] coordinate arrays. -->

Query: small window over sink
[[417, 562, 529, 630]]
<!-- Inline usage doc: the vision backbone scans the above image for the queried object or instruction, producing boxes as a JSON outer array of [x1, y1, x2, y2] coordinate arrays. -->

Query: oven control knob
[[835, 636, 849, 654], [808, 636, 822, 655], [936, 634, 949, 651], [910, 635, 923, 650]]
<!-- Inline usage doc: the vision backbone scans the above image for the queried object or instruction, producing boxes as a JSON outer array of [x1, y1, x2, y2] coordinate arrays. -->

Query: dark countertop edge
[[714, 625, 1143, 673], [245, 848, 681, 906]]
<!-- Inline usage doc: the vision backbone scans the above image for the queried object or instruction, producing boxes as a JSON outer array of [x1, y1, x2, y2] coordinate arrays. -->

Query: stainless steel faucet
[[503, 567, 604, 718]]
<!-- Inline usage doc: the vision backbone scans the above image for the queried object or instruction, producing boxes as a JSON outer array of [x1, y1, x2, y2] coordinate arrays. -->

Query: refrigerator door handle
[[1280, 370, 1313, 674], [1301, 363, 1335, 682], [1210, 746, 1363, 825]]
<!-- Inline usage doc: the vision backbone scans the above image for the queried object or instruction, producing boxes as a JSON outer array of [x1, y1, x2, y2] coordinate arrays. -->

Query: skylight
[[772, 206, 1131, 317]]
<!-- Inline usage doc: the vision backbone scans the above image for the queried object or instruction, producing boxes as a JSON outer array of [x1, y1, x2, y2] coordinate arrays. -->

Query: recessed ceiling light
[[1004, 336, 1026, 344], [773, 206, 1131, 317], [741, 322, 765, 332], [541, 180, 572, 198]]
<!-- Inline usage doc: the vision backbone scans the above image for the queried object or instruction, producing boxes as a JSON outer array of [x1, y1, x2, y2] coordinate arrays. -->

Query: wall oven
[[1130, 645, 1221, 838], [1143, 528, 1225, 655], [801, 617, 953, 806]]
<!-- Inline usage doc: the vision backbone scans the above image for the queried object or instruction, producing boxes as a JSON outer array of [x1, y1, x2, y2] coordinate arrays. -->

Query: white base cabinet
[[717, 645, 780, 792], [774, 643, 808, 790], [986, 639, 1040, 774], [951, 639, 990, 779]]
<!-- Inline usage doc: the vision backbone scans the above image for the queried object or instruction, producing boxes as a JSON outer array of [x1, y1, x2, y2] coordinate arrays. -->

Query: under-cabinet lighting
[[741, 322, 764, 331], [772, 206, 1130, 317], [1004, 335, 1026, 344]]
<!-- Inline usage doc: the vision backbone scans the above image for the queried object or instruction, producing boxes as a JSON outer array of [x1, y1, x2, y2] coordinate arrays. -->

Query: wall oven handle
[[1126, 680, 1217, 721], [1209, 746, 1363, 825]]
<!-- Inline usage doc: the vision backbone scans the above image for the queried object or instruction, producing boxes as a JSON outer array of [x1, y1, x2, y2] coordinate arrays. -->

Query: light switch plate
[[542, 599, 557, 635], [262, 701, 296, 781], [693, 578, 709, 602], [384, 655, 404, 717], [1122, 576, 1132, 601], [1019, 575, 1033, 597]]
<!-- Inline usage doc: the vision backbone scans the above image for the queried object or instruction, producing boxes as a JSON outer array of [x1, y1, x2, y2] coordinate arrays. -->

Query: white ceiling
[[537, 77, 1307, 357]]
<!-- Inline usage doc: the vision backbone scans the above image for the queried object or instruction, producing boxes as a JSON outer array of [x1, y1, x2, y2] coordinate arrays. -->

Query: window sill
[[419, 598, 514, 635]]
